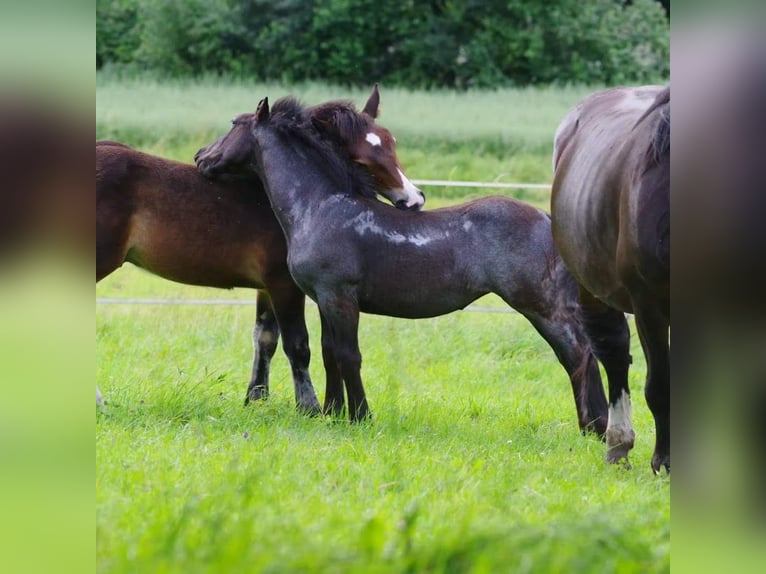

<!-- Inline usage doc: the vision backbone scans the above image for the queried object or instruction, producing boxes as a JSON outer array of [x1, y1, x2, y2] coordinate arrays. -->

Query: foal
[[197, 97, 608, 434], [97, 86, 423, 411]]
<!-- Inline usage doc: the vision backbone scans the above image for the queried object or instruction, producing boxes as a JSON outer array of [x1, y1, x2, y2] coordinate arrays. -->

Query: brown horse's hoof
[[651, 452, 670, 475], [605, 447, 633, 469], [605, 426, 635, 467]]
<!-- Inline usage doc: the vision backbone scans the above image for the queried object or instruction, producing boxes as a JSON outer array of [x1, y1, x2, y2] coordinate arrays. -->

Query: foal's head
[[195, 85, 425, 210], [308, 85, 424, 210]]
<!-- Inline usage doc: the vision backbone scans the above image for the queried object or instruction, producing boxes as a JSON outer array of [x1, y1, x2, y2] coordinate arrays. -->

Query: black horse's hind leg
[[633, 302, 670, 473], [245, 290, 280, 404], [318, 293, 370, 422], [320, 311, 345, 416], [579, 289, 635, 465], [523, 312, 609, 437], [265, 287, 321, 414]]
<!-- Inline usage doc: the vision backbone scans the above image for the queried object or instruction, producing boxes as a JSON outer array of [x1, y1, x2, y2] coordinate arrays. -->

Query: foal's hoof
[[244, 385, 268, 406], [296, 401, 322, 417], [581, 417, 608, 440]]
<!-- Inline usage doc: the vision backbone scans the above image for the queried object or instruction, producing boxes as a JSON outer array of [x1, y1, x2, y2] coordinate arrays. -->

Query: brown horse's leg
[[633, 303, 670, 473], [318, 293, 369, 422], [578, 289, 635, 466], [319, 311, 345, 417], [244, 290, 280, 404], [267, 287, 321, 415]]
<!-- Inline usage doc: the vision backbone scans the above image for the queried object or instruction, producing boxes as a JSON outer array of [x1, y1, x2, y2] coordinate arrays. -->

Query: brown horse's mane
[[267, 97, 378, 199]]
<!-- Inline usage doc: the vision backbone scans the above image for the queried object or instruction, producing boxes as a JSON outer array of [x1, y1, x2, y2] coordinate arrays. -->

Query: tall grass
[[98, 272, 668, 573]]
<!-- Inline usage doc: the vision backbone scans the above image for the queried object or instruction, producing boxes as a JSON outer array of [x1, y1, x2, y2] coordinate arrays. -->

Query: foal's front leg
[[318, 292, 370, 422], [320, 311, 345, 416], [268, 286, 321, 414]]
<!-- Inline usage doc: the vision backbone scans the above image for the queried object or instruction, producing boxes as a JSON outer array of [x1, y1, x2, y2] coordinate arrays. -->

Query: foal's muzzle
[[395, 189, 425, 212]]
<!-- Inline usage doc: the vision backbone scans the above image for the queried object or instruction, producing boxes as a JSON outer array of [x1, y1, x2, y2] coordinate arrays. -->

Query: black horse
[[551, 86, 670, 472], [97, 86, 423, 411], [196, 96, 609, 434]]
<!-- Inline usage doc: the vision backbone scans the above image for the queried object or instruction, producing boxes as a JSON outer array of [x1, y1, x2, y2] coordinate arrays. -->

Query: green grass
[[97, 270, 668, 573], [97, 77, 669, 572]]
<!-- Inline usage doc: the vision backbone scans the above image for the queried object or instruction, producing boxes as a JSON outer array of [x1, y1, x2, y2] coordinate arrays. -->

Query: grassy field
[[96, 76, 670, 573]]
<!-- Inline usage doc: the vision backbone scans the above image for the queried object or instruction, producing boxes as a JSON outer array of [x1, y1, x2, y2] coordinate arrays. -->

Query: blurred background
[[96, 0, 669, 88]]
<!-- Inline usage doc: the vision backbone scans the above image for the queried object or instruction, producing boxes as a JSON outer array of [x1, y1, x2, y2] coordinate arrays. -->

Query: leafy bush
[[96, 0, 669, 87]]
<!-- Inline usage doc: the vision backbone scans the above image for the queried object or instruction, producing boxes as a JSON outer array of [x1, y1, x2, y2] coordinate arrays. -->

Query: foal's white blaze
[[365, 132, 382, 147], [396, 168, 425, 208], [606, 389, 634, 447]]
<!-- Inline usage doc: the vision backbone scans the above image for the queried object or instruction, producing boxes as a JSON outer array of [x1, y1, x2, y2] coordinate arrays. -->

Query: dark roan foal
[[551, 86, 670, 472], [196, 96, 608, 434], [97, 86, 424, 412]]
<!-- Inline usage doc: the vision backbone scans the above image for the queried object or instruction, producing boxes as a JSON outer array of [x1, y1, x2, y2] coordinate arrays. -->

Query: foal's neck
[[257, 129, 357, 235]]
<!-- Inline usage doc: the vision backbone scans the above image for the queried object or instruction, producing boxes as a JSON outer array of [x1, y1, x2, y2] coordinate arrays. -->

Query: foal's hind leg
[[579, 290, 635, 465], [245, 290, 281, 404], [633, 302, 670, 473], [267, 286, 321, 414], [522, 312, 609, 436]]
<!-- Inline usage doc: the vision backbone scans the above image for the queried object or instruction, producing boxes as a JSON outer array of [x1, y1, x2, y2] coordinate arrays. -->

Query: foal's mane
[[267, 97, 377, 199], [308, 99, 370, 147], [635, 87, 670, 166]]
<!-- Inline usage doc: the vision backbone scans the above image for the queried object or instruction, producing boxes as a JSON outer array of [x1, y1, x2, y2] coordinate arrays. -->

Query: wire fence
[[412, 179, 550, 190], [96, 179, 552, 313], [95, 297, 517, 314]]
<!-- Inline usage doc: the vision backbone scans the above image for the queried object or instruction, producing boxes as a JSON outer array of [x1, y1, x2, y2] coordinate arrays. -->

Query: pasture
[[96, 76, 669, 572]]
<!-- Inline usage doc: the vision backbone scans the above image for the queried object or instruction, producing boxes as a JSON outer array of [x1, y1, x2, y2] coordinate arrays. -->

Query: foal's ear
[[362, 83, 380, 119], [255, 97, 270, 122]]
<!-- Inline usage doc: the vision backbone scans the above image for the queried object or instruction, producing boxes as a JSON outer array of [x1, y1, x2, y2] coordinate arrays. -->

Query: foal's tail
[[572, 349, 608, 437], [550, 254, 609, 436]]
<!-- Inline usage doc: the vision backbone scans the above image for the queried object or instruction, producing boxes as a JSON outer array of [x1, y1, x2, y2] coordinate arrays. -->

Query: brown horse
[[97, 86, 424, 411], [196, 96, 609, 435], [551, 86, 670, 472]]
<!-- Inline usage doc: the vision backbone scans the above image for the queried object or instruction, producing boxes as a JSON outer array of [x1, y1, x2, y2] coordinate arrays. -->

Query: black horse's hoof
[[651, 452, 670, 475]]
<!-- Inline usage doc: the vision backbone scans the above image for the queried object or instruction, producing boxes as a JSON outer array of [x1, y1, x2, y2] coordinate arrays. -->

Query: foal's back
[[96, 142, 286, 288]]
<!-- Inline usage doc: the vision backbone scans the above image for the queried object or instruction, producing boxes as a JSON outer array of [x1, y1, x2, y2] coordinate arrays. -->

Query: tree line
[[97, 0, 669, 89]]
